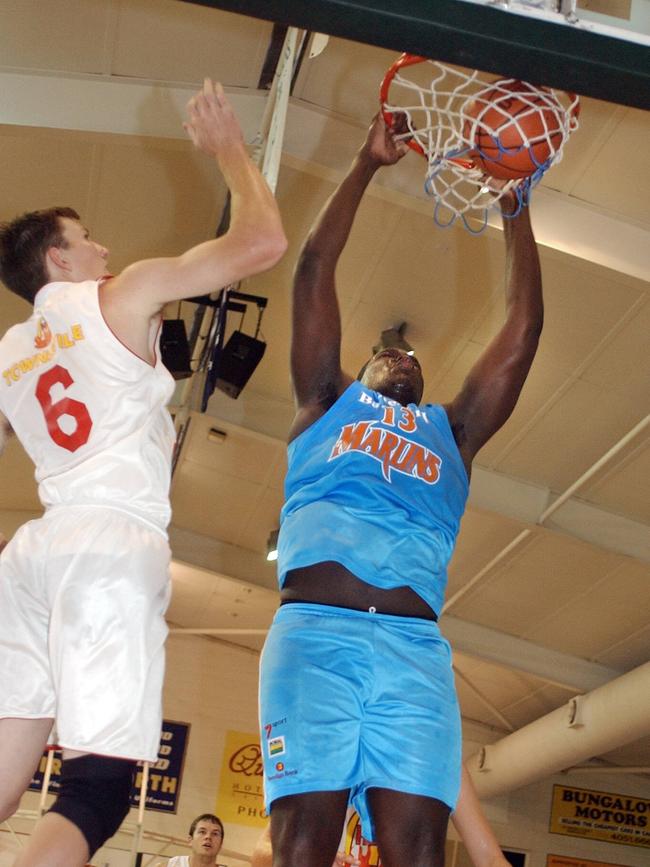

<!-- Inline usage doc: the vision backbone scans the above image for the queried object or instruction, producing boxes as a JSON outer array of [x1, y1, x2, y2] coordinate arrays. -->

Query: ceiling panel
[[170, 461, 264, 543], [579, 295, 650, 393], [181, 412, 284, 487], [471, 356, 574, 472], [525, 559, 650, 659], [0, 128, 97, 224], [540, 98, 626, 196], [92, 137, 225, 273], [294, 37, 398, 122], [450, 531, 623, 634], [570, 106, 650, 225], [594, 624, 650, 671], [578, 437, 650, 525], [112, 0, 271, 87], [234, 485, 284, 555], [0, 0, 112, 74], [523, 254, 644, 375], [446, 508, 527, 599], [493, 378, 647, 495]]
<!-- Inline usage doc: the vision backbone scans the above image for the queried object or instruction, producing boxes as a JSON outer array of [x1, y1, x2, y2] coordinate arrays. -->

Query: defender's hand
[[184, 78, 245, 157], [360, 113, 410, 168]]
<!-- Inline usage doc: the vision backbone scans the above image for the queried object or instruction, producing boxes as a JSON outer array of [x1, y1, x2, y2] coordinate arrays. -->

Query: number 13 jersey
[[0, 280, 176, 530], [279, 380, 469, 615]]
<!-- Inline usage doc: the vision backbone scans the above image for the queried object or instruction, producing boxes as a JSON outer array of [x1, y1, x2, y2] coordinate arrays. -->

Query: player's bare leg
[[0, 734, 89, 867], [271, 790, 350, 867], [0, 717, 53, 821], [369, 788, 450, 867], [13, 811, 89, 867]]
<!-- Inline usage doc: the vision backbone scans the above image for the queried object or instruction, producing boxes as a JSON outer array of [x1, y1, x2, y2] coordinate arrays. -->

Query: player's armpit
[[0, 412, 13, 457]]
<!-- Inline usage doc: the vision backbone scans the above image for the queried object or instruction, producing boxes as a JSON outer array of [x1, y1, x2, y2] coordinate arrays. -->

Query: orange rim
[[380, 53, 427, 157], [380, 54, 580, 172], [380, 53, 475, 169]]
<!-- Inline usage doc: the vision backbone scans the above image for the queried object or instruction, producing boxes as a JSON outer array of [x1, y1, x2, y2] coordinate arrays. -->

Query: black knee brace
[[48, 755, 136, 856]]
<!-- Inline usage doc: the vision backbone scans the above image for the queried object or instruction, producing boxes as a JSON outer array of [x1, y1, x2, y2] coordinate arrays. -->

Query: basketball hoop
[[380, 54, 580, 232]]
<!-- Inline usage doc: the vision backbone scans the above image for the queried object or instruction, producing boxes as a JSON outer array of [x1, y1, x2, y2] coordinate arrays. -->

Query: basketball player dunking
[[258, 114, 542, 866], [0, 80, 286, 867]]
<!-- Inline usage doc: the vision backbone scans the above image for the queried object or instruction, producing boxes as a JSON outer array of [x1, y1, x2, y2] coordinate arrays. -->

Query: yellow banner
[[550, 784, 650, 849], [547, 855, 625, 867], [216, 730, 268, 828]]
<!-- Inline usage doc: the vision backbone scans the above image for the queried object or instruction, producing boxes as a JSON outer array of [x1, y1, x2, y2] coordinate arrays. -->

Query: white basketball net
[[382, 59, 580, 233]]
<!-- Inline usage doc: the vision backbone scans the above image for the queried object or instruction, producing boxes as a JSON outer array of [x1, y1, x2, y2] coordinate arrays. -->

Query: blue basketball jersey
[[279, 380, 469, 614]]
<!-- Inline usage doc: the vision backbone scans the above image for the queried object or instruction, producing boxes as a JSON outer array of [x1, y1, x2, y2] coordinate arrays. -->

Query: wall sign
[[550, 784, 650, 849]]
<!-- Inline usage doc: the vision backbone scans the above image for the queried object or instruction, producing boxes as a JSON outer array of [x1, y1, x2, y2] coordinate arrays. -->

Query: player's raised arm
[[103, 79, 287, 318], [445, 192, 543, 473], [452, 765, 511, 867], [289, 114, 409, 440]]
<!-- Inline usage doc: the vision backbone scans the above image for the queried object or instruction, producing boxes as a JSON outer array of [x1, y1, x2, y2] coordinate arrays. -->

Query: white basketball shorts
[[0, 505, 171, 762]]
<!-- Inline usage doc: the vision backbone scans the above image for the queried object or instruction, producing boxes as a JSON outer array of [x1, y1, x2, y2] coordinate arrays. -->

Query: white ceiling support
[[203, 402, 650, 563], [453, 666, 517, 731], [443, 615, 622, 691], [484, 188, 650, 283], [543, 497, 650, 563], [1, 69, 648, 283], [443, 528, 532, 613], [537, 413, 650, 523], [466, 661, 650, 798], [444, 413, 650, 613], [164, 610, 619, 691], [0, 70, 267, 142]]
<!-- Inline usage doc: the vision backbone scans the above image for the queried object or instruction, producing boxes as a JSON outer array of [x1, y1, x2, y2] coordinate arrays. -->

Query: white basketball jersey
[[0, 280, 176, 529]]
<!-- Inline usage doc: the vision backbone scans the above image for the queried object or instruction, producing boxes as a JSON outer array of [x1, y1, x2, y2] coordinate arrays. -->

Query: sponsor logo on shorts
[[267, 767, 297, 782], [275, 762, 284, 771], [268, 736, 285, 757]]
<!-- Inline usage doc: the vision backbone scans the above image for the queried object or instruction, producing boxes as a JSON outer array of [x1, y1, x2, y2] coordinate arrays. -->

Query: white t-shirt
[[0, 280, 175, 529], [167, 857, 190, 867]]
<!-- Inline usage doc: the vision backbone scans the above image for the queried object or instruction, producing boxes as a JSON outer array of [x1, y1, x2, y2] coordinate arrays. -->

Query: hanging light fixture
[[372, 322, 414, 356]]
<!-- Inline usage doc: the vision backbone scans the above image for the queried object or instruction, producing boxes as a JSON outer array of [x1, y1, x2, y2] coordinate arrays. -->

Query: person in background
[[162, 813, 225, 867]]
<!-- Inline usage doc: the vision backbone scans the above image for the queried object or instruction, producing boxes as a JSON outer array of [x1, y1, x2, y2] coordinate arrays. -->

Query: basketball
[[463, 80, 564, 180]]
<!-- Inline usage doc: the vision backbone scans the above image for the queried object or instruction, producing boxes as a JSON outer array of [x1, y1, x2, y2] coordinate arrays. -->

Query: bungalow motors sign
[[550, 784, 650, 849]]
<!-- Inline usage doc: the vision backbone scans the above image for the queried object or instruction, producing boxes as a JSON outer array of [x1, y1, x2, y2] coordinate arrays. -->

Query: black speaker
[[160, 319, 192, 381], [215, 330, 266, 399]]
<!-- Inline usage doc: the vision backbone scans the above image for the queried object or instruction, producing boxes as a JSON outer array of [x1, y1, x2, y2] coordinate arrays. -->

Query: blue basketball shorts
[[258, 602, 462, 840]]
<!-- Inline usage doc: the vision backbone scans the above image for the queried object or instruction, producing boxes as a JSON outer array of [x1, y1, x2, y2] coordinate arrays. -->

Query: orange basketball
[[463, 80, 563, 180]]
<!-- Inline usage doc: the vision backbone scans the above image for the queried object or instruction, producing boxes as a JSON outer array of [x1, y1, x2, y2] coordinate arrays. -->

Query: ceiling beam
[[0, 508, 631, 690], [181, 0, 650, 109], [443, 614, 622, 692], [1, 71, 647, 283]]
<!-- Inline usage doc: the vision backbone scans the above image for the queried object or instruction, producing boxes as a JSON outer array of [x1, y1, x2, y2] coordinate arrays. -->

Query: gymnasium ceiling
[[0, 0, 648, 779]]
